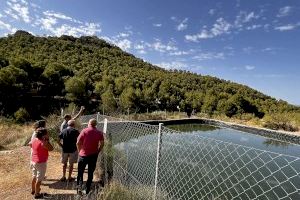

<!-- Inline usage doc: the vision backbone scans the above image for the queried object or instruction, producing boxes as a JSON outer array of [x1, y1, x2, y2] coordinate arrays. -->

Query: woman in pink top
[[30, 128, 53, 199]]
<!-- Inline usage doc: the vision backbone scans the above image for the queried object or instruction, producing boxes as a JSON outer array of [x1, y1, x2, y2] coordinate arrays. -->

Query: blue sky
[[0, 0, 299, 105]]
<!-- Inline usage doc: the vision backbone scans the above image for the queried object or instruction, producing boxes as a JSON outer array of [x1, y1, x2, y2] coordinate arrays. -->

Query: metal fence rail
[[86, 114, 300, 200]]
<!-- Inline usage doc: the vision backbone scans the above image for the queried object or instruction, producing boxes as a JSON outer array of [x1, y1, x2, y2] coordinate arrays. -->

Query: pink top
[[31, 138, 49, 163], [77, 126, 104, 156]]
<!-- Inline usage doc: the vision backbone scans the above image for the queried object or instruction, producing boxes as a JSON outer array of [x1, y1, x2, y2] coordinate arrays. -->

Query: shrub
[[14, 108, 30, 123], [263, 114, 299, 132]]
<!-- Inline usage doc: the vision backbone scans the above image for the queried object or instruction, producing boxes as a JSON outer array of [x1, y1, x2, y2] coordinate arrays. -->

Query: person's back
[[32, 138, 49, 163], [78, 126, 103, 157], [59, 121, 80, 181], [76, 118, 104, 195], [60, 127, 79, 153]]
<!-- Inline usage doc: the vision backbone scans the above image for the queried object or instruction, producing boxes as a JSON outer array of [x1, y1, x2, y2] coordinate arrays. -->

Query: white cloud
[[156, 61, 187, 70], [176, 18, 188, 31], [245, 65, 255, 70], [277, 6, 292, 17], [209, 9, 215, 16], [243, 46, 253, 54], [43, 11, 73, 21], [246, 24, 262, 30], [261, 47, 280, 54], [137, 49, 146, 54], [39, 15, 101, 37], [234, 11, 259, 29], [185, 18, 231, 42], [193, 52, 225, 61], [117, 32, 130, 38], [36, 9, 101, 37], [169, 51, 190, 56], [170, 16, 177, 21], [6, 0, 31, 23], [101, 36, 132, 51], [275, 24, 299, 31], [134, 42, 148, 54], [151, 39, 177, 52], [0, 19, 17, 33], [4, 9, 19, 20], [39, 17, 57, 30], [134, 43, 145, 50], [115, 39, 131, 51], [153, 23, 162, 27]]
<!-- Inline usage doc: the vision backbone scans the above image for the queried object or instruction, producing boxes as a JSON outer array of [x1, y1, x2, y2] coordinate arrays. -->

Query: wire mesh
[[103, 120, 160, 199], [155, 126, 300, 200], [83, 114, 300, 200], [7, 113, 295, 200]]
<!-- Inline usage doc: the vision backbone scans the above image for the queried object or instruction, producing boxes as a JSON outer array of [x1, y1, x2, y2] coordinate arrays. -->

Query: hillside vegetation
[[0, 31, 299, 130]]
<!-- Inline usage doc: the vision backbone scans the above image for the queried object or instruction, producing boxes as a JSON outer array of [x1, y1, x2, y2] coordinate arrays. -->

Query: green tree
[[65, 77, 86, 101], [101, 87, 117, 113]]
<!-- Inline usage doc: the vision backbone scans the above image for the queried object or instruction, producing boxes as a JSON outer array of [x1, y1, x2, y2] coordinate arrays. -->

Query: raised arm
[[72, 106, 85, 120]]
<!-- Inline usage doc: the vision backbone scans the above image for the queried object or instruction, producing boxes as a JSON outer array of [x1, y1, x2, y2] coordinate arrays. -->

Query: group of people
[[28, 107, 105, 199]]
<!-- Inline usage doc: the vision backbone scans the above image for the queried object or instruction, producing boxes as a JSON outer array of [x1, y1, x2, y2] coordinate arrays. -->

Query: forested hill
[[0, 30, 298, 120]]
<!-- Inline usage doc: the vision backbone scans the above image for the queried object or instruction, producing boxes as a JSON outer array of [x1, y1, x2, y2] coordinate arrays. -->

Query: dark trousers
[[77, 153, 98, 193]]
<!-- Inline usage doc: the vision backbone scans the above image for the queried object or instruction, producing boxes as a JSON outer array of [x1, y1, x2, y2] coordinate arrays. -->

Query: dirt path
[[0, 147, 101, 200]]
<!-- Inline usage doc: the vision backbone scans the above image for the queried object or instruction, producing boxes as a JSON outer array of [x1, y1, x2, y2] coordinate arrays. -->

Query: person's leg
[[86, 154, 98, 194], [61, 153, 68, 181], [68, 151, 78, 180], [68, 164, 74, 179], [34, 162, 46, 197], [34, 181, 42, 196], [31, 177, 36, 194], [62, 164, 67, 179], [77, 156, 87, 191], [31, 162, 37, 194]]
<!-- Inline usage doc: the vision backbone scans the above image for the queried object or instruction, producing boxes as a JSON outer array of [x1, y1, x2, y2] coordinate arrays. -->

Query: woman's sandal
[[34, 193, 43, 199], [67, 177, 75, 182]]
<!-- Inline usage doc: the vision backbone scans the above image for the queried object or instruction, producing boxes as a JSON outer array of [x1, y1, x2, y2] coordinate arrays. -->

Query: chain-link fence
[[87, 114, 300, 200]]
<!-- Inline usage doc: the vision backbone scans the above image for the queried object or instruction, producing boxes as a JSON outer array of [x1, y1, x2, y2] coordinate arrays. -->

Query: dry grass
[[0, 146, 101, 200], [0, 147, 32, 199], [0, 119, 33, 150], [98, 181, 156, 200]]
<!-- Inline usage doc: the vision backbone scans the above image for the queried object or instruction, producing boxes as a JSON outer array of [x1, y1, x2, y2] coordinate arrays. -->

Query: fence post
[[153, 123, 163, 200], [61, 108, 64, 118], [97, 112, 100, 122], [102, 118, 108, 185], [103, 118, 107, 135]]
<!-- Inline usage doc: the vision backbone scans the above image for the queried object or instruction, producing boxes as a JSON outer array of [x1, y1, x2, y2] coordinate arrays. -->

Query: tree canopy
[[0, 30, 298, 119]]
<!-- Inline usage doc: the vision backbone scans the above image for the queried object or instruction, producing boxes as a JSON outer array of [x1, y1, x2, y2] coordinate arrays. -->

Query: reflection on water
[[167, 124, 219, 132], [263, 139, 290, 148], [114, 124, 300, 200], [166, 124, 300, 157]]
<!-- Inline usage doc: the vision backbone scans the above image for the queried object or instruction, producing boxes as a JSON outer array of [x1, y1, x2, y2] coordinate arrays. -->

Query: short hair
[[36, 128, 47, 140], [38, 120, 46, 128], [33, 120, 46, 130], [64, 114, 72, 120], [67, 119, 76, 127], [33, 121, 40, 129], [88, 118, 97, 127]]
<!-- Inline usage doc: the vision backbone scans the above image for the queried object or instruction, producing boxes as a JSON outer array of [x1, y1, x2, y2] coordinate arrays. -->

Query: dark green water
[[113, 124, 300, 200]]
